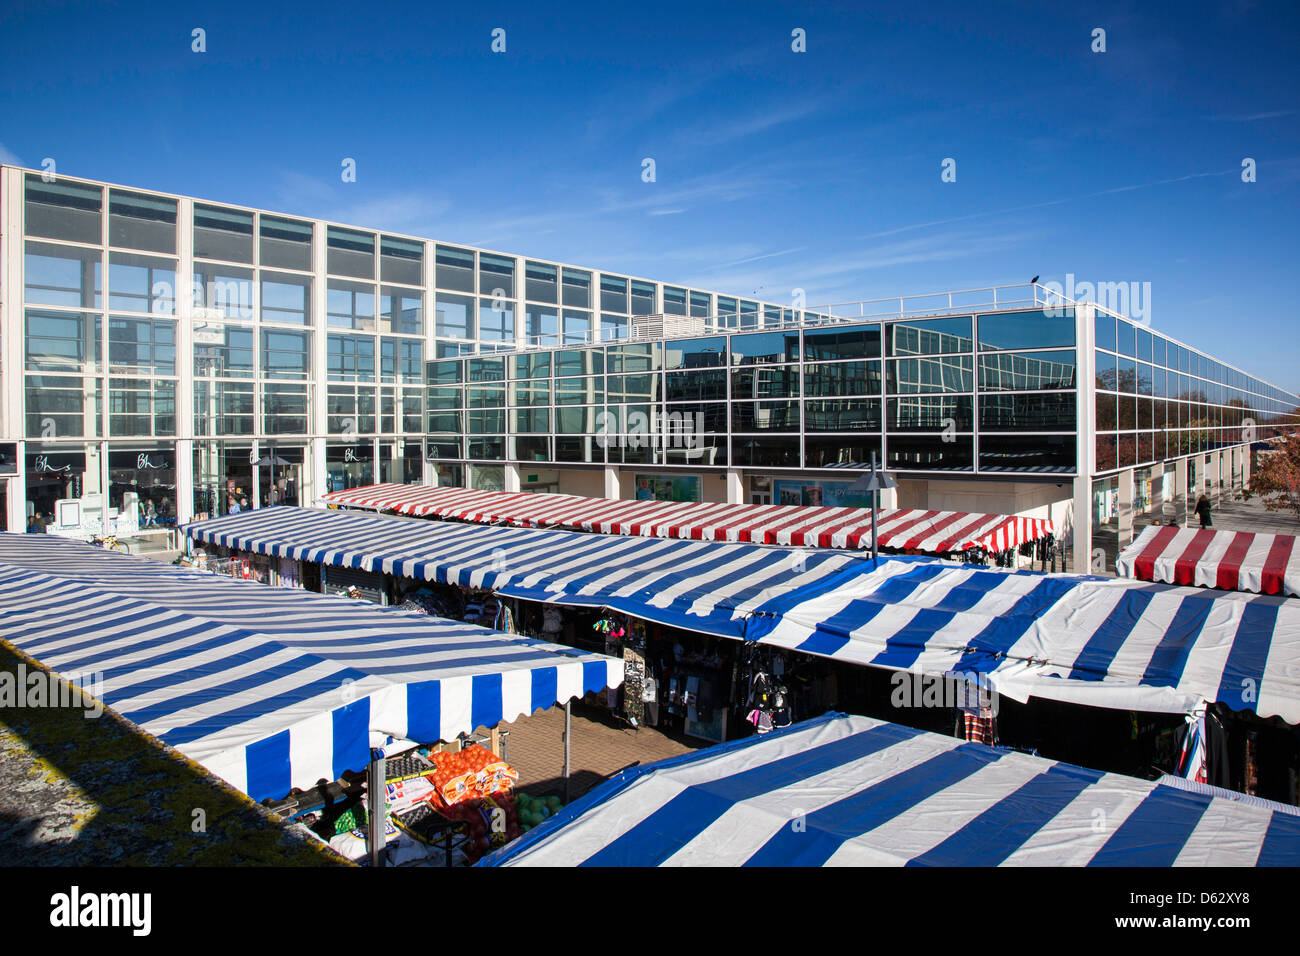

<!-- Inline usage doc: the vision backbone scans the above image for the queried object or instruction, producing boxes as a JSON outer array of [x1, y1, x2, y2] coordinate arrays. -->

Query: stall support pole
[[563, 700, 572, 802], [367, 749, 386, 868]]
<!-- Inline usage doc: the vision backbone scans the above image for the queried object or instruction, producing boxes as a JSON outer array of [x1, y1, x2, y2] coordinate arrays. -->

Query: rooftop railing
[[499, 282, 1114, 352]]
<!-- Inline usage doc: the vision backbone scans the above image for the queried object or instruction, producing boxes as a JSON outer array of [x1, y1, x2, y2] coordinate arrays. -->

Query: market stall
[[321, 482, 1055, 563], [185, 506, 1300, 728], [0, 533, 623, 866], [1117, 525, 1300, 597], [481, 712, 1300, 867]]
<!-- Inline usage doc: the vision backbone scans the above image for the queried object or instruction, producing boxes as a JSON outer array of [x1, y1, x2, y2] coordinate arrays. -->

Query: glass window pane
[[804, 325, 880, 361], [665, 369, 726, 402], [26, 309, 101, 373], [260, 215, 313, 271], [479, 253, 516, 297], [562, 309, 591, 345], [380, 286, 422, 335], [1116, 319, 1136, 357], [326, 226, 376, 279], [108, 316, 176, 375], [380, 235, 423, 285], [979, 434, 1075, 473], [731, 330, 799, 365], [109, 189, 177, 253], [108, 251, 176, 315], [525, 261, 558, 302], [888, 396, 973, 431], [434, 244, 474, 292], [261, 272, 312, 325], [663, 286, 686, 316], [261, 329, 311, 379], [664, 336, 726, 371], [731, 401, 799, 432], [731, 367, 800, 399], [976, 309, 1075, 351], [194, 204, 254, 263], [804, 398, 881, 431], [807, 360, 882, 397], [26, 375, 101, 438], [525, 305, 558, 346], [25, 241, 102, 308], [562, 268, 591, 308], [555, 349, 603, 376], [977, 350, 1076, 391], [1095, 313, 1116, 352], [193, 264, 254, 321], [887, 356, 973, 393], [629, 280, 655, 315], [886, 316, 973, 356], [887, 435, 973, 471], [983, 393, 1077, 431], [802, 436, 881, 469], [327, 280, 376, 330], [25, 175, 102, 244]]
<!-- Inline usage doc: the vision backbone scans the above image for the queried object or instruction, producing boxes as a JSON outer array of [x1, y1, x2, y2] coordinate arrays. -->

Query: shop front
[[326, 441, 375, 492], [193, 440, 254, 519], [108, 445, 178, 541], [256, 443, 305, 507], [24, 446, 88, 534]]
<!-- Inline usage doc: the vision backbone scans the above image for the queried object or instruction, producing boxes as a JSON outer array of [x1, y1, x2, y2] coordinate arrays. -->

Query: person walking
[[1195, 494, 1213, 529]]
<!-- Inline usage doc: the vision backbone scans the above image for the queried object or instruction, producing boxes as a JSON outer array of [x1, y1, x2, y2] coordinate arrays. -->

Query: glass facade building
[[0, 167, 796, 536], [2, 166, 1295, 568]]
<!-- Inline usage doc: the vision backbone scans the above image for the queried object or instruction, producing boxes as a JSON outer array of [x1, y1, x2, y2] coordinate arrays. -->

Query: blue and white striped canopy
[[185, 507, 1300, 723], [482, 713, 1300, 867], [185, 506, 897, 641], [748, 559, 1300, 723], [0, 533, 622, 802]]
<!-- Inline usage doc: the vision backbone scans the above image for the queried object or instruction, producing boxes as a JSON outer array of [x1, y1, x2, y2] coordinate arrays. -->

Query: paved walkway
[[1096, 490, 1300, 574], [497, 700, 700, 801]]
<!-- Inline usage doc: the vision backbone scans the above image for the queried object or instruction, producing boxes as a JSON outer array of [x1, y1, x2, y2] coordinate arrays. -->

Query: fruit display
[[427, 744, 519, 807], [515, 792, 565, 832]]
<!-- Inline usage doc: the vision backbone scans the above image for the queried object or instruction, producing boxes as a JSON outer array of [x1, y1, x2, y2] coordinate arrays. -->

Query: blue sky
[[2, 0, 1297, 387]]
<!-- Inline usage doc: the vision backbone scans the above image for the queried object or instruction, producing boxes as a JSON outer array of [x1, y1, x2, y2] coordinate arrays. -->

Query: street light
[[849, 450, 898, 562]]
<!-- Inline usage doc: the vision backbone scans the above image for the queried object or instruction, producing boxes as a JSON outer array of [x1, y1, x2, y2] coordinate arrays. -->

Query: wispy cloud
[[0, 142, 23, 167], [1211, 109, 1297, 122], [859, 169, 1242, 242]]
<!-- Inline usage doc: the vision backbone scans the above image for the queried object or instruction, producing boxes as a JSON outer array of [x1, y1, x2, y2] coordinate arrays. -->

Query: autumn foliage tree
[[1246, 433, 1300, 517]]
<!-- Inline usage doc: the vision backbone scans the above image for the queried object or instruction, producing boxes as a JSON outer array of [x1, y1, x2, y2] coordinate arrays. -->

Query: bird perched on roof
[[1030, 275, 1040, 284]]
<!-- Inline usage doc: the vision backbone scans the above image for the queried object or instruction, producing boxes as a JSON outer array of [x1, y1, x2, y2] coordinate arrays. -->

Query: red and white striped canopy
[[320, 484, 1053, 556], [1116, 525, 1300, 596]]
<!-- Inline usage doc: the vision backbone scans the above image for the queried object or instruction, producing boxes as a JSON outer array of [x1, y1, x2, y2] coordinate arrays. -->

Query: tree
[[1245, 432, 1300, 517]]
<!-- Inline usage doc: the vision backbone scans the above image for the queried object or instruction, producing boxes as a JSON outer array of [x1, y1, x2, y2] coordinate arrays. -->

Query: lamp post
[[849, 450, 898, 562]]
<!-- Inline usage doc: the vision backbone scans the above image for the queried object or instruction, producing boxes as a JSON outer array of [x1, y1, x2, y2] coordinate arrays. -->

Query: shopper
[[1195, 494, 1213, 529]]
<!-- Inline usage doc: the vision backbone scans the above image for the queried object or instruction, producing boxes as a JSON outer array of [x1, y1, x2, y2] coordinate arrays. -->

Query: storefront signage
[[634, 474, 701, 502], [34, 455, 72, 474], [773, 479, 871, 509]]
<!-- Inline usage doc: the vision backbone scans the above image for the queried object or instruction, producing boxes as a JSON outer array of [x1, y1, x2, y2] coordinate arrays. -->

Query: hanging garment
[[962, 707, 995, 746]]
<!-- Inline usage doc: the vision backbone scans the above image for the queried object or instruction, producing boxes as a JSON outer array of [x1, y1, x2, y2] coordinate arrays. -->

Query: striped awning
[[0, 534, 622, 803], [750, 559, 1300, 723], [186, 507, 1300, 722], [482, 713, 1300, 867], [185, 505, 901, 641], [1116, 525, 1300, 597], [320, 483, 1053, 555]]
